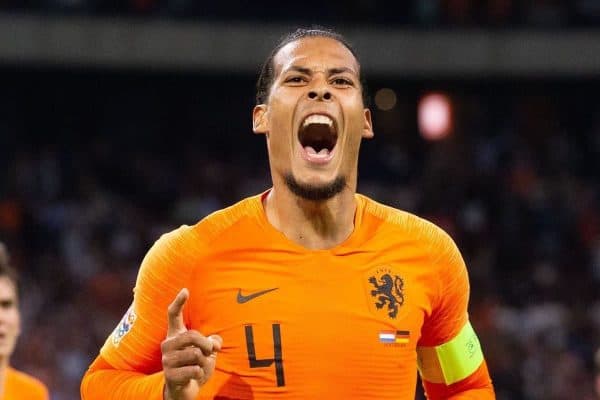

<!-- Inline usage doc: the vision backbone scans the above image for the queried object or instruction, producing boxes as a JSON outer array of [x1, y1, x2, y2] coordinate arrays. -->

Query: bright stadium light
[[418, 92, 453, 140]]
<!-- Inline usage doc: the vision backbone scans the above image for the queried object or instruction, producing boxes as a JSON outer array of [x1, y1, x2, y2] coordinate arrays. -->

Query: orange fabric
[[82, 192, 494, 399], [81, 356, 164, 400], [3, 367, 49, 400], [422, 361, 494, 399]]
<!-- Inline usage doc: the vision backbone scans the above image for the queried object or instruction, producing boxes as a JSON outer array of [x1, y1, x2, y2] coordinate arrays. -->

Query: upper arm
[[417, 229, 494, 398], [99, 227, 198, 373]]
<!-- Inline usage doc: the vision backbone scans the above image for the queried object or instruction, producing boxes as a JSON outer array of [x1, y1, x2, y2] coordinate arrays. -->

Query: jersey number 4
[[244, 324, 285, 386]]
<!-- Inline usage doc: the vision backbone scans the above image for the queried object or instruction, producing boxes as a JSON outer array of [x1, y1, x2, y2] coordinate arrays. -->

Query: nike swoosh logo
[[237, 288, 279, 304]]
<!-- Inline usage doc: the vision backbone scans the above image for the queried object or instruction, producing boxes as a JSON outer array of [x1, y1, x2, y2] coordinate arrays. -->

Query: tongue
[[305, 146, 330, 156]]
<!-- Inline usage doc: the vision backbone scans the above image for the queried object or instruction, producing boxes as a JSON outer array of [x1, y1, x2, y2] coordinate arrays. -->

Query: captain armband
[[417, 321, 484, 385]]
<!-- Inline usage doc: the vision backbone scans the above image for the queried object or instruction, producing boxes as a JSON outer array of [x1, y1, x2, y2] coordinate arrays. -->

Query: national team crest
[[365, 267, 405, 319], [111, 304, 137, 347]]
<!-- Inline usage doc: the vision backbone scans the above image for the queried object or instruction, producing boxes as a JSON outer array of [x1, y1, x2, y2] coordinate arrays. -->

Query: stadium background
[[0, 1, 599, 399]]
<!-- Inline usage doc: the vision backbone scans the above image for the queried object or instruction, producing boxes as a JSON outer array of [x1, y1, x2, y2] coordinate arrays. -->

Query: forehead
[[0, 277, 16, 299], [273, 36, 359, 76]]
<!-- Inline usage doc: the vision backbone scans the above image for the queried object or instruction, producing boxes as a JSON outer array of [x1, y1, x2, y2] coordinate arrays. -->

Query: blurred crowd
[[0, 0, 600, 28], [0, 68, 599, 400]]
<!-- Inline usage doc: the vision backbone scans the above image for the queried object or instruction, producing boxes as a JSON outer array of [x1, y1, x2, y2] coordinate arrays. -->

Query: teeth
[[302, 114, 333, 128], [305, 146, 331, 157]]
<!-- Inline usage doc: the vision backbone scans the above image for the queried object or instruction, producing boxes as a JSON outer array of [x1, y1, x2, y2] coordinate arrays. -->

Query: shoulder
[[358, 194, 454, 246], [154, 194, 262, 254], [190, 194, 264, 244], [358, 193, 464, 273], [136, 195, 263, 287], [6, 367, 49, 399]]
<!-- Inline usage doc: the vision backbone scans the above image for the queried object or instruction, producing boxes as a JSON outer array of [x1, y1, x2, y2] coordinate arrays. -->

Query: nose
[[307, 89, 332, 101]]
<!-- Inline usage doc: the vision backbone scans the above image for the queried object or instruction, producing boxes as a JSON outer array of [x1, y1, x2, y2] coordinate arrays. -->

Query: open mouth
[[298, 114, 338, 161]]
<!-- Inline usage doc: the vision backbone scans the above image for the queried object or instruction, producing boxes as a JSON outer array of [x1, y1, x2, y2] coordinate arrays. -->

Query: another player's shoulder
[[6, 367, 49, 398], [359, 193, 451, 244]]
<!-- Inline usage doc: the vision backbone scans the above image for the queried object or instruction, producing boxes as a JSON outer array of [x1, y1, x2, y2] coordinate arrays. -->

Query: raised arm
[[81, 227, 219, 400], [82, 289, 221, 400]]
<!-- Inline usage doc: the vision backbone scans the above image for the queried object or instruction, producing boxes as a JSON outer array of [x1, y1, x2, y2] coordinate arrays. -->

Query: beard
[[284, 173, 346, 201]]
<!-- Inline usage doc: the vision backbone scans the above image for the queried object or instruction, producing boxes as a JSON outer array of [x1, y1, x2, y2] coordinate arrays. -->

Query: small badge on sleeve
[[111, 304, 137, 347]]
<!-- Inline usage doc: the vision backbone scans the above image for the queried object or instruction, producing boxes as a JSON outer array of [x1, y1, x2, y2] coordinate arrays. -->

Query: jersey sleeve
[[417, 227, 495, 399], [81, 355, 165, 400], [81, 226, 199, 399]]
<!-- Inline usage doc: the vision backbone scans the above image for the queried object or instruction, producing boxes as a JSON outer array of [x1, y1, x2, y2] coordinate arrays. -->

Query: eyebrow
[[285, 65, 357, 76]]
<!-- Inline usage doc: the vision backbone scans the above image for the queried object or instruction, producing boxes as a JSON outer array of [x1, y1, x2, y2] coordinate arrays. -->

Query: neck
[[264, 183, 357, 250]]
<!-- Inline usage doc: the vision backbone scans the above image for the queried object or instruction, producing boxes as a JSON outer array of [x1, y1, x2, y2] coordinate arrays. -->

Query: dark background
[[0, 1, 599, 399]]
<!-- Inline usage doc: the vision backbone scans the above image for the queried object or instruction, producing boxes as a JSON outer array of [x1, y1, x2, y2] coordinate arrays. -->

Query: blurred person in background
[[595, 348, 600, 399], [0, 242, 49, 400], [81, 27, 494, 399]]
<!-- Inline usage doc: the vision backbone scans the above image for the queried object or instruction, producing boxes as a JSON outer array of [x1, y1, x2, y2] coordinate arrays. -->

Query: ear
[[362, 108, 374, 139], [253, 104, 269, 135]]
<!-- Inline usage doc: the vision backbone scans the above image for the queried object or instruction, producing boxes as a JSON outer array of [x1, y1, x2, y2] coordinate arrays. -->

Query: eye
[[331, 77, 354, 86], [285, 76, 307, 84], [0, 300, 14, 309]]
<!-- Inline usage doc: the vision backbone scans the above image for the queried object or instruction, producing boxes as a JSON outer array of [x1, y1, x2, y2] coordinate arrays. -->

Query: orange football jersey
[[3, 367, 49, 400], [81, 192, 494, 399]]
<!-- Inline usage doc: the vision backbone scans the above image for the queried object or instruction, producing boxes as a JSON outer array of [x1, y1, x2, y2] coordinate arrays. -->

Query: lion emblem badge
[[368, 269, 404, 319]]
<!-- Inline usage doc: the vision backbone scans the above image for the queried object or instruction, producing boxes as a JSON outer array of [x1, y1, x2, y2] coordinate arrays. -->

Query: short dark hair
[[0, 242, 19, 298], [255, 27, 369, 106]]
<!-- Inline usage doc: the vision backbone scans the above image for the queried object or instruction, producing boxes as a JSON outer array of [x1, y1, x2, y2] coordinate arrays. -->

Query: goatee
[[284, 173, 346, 201]]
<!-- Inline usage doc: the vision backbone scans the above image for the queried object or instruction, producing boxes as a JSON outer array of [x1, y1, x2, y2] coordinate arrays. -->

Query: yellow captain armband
[[417, 321, 484, 385]]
